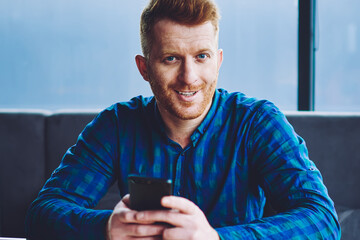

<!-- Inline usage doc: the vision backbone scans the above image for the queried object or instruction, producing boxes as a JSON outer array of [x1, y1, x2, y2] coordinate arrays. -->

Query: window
[[0, 0, 298, 111], [315, 0, 360, 111], [4, 1, 358, 112], [0, 0, 151, 109], [217, 0, 298, 110]]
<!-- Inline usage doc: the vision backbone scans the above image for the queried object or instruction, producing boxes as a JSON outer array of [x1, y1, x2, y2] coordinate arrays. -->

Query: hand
[[106, 194, 170, 240], [135, 196, 220, 240]]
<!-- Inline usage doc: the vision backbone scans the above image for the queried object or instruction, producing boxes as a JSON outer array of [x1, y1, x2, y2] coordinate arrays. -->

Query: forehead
[[151, 19, 217, 54]]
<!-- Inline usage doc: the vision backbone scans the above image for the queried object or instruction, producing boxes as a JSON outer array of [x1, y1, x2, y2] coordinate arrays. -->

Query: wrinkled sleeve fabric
[[25, 108, 118, 240], [216, 103, 341, 239]]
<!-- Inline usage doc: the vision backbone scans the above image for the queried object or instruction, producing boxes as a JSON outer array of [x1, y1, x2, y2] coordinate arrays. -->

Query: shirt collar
[[190, 89, 221, 143], [148, 89, 222, 145]]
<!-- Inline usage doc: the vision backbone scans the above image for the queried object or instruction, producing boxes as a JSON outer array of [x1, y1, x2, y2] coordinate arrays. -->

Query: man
[[25, 0, 340, 239]]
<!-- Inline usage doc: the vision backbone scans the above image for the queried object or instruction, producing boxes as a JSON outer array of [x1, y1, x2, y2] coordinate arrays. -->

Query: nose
[[178, 58, 198, 85]]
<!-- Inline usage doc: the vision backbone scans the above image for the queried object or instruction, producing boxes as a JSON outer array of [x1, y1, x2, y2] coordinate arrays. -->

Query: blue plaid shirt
[[26, 89, 340, 239]]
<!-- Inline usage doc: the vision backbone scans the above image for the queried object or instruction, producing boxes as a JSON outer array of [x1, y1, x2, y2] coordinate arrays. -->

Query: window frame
[[298, 0, 317, 111]]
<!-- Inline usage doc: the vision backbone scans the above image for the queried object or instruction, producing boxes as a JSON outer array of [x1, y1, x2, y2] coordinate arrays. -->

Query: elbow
[[312, 203, 341, 239], [24, 201, 39, 239], [24, 199, 51, 240], [328, 210, 341, 240]]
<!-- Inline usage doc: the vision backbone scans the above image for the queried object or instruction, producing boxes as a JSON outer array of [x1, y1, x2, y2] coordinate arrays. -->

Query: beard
[[148, 77, 217, 120]]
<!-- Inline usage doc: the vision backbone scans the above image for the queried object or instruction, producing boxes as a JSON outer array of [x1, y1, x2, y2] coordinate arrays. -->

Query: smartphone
[[128, 175, 173, 211]]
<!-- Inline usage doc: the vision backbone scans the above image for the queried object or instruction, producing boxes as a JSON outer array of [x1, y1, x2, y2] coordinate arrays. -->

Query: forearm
[[25, 197, 112, 240], [215, 204, 340, 239]]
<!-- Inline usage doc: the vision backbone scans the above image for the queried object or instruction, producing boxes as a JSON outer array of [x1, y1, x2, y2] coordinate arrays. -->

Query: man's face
[[137, 19, 223, 120]]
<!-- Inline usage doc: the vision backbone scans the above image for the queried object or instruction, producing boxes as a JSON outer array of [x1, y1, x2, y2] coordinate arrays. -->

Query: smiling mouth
[[176, 91, 198, 96]]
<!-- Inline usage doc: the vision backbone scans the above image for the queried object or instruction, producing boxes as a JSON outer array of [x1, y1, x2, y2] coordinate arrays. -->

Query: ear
[[217, 49, 223, 72], [135, 55, 150, 82]]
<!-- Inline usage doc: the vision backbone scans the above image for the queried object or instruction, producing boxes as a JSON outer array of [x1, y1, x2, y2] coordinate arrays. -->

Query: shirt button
[[181, 152, 185, 156]]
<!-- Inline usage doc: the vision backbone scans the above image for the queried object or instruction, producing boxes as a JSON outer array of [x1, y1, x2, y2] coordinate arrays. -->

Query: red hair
[[140, 0, 220, 58]]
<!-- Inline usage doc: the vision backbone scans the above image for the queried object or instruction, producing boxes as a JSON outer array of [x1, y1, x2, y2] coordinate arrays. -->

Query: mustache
[[169, 82, 205, 91]]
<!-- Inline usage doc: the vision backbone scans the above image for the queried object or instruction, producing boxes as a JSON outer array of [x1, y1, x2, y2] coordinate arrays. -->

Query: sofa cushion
[[0, 111, 47, 237], [336, 205, 360, 240]]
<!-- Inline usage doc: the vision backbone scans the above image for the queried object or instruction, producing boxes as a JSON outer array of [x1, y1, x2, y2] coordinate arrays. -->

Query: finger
[[133, 237, 162, 240], [119, 209, 164, 225], [130, 237, 162, 240], [135, 210, 189, 227], [122, 194, 130, 207], [126, 223, 168, 237], [114, 194, 131, 210], [116, 209, 140, 224], [163, 227, 187, 240], [111, 224, 164, 240], [161, 196, 198, 214]]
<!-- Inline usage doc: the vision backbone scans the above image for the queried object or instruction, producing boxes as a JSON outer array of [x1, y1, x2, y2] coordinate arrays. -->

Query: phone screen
[[128, 175, 173, 211]]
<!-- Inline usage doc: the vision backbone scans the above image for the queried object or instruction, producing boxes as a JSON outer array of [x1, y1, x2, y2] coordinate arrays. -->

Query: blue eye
[[198, 54, 207, 59], [165, 56, 175, 62]]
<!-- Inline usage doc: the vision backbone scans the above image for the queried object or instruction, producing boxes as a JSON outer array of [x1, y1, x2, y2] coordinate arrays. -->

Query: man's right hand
[[106, 194, 169, 240]]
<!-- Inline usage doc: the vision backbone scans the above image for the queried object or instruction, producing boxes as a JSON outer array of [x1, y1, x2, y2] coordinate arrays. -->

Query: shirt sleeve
[[216, 103, 341, 239], [25, 108, 119, 240]]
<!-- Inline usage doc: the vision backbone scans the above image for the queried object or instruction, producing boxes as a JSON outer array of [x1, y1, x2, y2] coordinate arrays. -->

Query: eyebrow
[[160, 48, 215, 57], [195, 48, 215, 55]]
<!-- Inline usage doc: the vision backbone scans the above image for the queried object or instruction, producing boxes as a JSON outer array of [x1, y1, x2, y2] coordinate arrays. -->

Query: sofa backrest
[[0, 111, 48, 237], [45, 111, 98, 179], [44, 111, 121, 212], [286, 112, 360, 209], [0, 110, 359, 237], [287, 112, 360, 240]]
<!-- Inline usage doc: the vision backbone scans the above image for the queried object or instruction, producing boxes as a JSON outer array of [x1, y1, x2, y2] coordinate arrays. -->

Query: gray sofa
[[0, 110, 359, 239]]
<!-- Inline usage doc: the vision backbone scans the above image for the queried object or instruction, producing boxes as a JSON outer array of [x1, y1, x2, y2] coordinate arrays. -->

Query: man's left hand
[[134, 196, 220, 240]]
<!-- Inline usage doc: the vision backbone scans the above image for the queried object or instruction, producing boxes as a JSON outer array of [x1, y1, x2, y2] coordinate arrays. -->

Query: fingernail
[[162, 197, 169, 205], [136, 212, 144, 220]]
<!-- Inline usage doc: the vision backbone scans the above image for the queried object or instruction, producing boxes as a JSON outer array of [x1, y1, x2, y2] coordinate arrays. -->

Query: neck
[[158, 108, 209, 149]]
